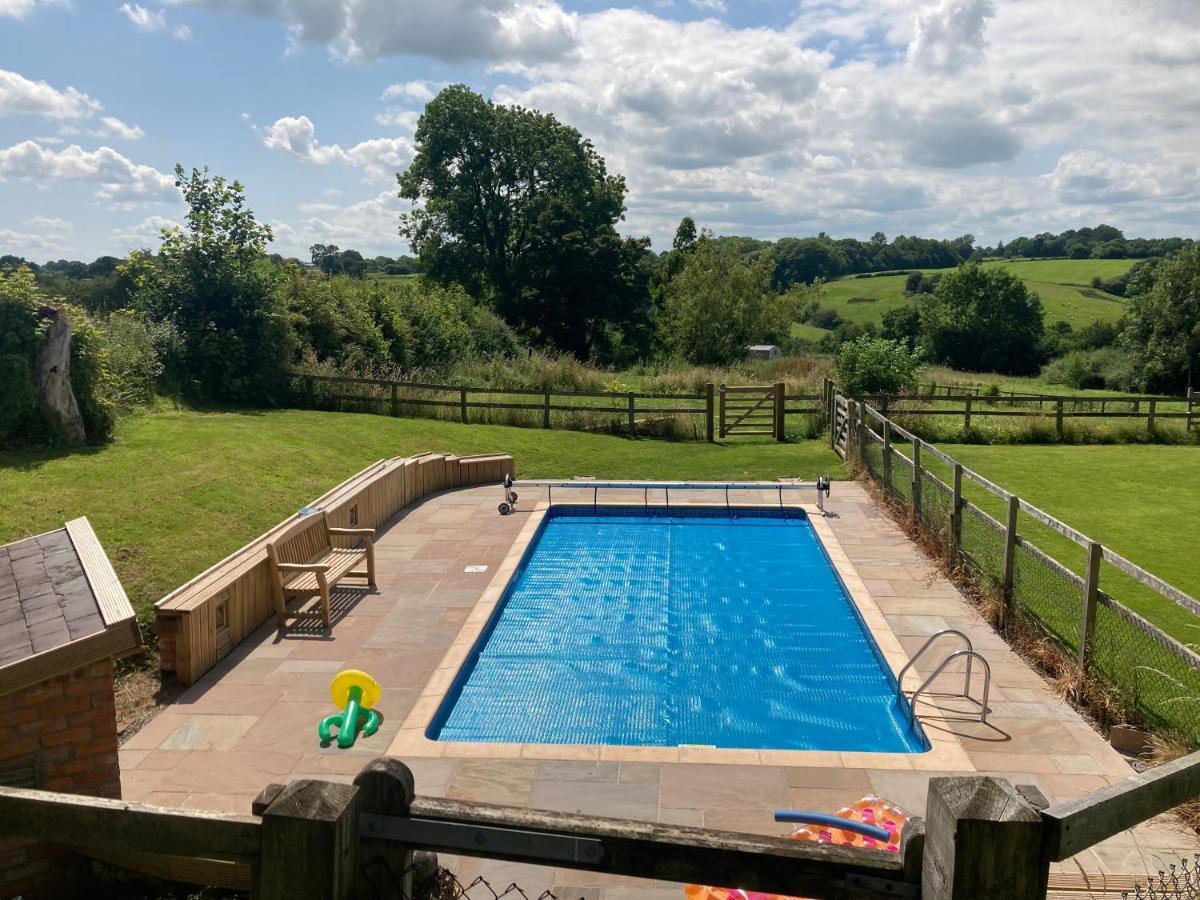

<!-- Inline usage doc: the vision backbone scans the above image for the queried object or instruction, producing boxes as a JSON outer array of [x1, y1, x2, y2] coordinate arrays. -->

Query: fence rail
[[830, 386, 1200, 744], [6, 750, 1200, 899], [292, 373, 822, 442]]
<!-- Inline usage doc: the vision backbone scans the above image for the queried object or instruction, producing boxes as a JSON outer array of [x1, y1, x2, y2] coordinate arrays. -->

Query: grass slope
[[934, 444, 1200, 643], [799, 258, 1134, 338], [0, 409, 844, 621]]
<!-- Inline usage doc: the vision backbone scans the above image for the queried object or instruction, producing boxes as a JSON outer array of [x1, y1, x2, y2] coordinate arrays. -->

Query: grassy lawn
[[802, 258, 1133, 341], [930, 444, 1200, 643], [0, 409, 844, 622]]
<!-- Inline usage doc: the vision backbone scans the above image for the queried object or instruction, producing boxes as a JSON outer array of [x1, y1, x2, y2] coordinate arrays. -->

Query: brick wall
[[0, 659, 122, 899]]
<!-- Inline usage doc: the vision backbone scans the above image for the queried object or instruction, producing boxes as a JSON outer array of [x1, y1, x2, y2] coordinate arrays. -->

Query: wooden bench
[[266, 511, 376, 628]]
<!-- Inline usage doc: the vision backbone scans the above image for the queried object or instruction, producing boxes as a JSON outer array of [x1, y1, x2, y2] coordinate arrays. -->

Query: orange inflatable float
[[684, 795, 911, 900]]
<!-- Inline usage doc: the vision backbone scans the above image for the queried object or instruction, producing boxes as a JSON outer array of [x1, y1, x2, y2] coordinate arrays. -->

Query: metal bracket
[[360, 814, 606, 865]]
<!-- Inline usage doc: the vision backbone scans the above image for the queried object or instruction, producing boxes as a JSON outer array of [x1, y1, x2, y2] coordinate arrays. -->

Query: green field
[[0, 409, 843, 622], [796, 258, 1134, 339], [930, 444, 1200, 643]]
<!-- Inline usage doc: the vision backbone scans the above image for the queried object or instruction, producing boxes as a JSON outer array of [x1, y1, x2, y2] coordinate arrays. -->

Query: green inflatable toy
[[319, 669, 382, 748]]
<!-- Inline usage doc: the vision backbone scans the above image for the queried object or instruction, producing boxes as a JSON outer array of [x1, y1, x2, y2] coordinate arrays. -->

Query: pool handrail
[[896, 628, 974, 699], [908, 649, 992, 726]]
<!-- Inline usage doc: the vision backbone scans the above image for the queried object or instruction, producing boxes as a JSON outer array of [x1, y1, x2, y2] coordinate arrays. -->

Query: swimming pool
[[428, 506, 928, 753]]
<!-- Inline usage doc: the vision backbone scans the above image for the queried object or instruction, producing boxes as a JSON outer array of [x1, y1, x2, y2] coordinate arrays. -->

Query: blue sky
[[1, 0, 1197, 262]]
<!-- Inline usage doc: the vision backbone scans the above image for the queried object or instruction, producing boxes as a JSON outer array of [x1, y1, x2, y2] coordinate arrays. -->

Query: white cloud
[[0, 141, 178, 203], [118, 2, 165, 31], [111, 214, 182, 248], [0, 69, 101, 120], [120, 2, 192, 39], [270, 190, 406, 257], [93, 115, 144, 140], [25, 214, 71, 231], [690, 0, 726, 12], [171, 0, 578, 63], [374, 108, 420, 131], [262, 116, 413, 181], [906, 0, 995, 72], [381, 81, 437, 102]]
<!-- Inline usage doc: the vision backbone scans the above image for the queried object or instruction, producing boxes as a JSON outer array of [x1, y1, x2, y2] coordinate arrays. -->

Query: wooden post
[[627, 391, 636, 434], [1188, 388, 1195, 432], [390, 384, 399, 418], [543, 392, 551, 429], [950, 464, 963, 564], [881, 395, 890, 419], [774, 382, 785, 441], [257, 779, 360, 900], [1132, 398, 1140, 413], [719, 384, 727, 439], [305, 375, 315, 408], [1002, 495, 1019, 616], [856, 402, 866, 467], [882, 419, 892, 487], [705, 383, 715, 442], [353, 758, 416, 900], [910, 438, 922, 519], [459, 387, 468, 424], [1078, 541, 1102, 687], [829, 391, 837, 450], [1147, 398, 1157, 433], [963, 396, 972, 433], [1055, 399, 1064, 438], [921, 776, 1048, 900]]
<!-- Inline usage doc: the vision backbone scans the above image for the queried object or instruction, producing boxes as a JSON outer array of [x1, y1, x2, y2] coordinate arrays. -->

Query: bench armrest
[[327, 528, 374, 537], [276, 562, 329, 573]]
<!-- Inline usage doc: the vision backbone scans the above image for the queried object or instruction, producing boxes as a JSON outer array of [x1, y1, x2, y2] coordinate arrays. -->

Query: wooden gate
[[831, 392, 850, 458], [719, 384, 784, 440]]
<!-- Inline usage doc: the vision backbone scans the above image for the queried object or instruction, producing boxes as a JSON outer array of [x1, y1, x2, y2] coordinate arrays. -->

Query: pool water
[[428, 506, 928, 753]]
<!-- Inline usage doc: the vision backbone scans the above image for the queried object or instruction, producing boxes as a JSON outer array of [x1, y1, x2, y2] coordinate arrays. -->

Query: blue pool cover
[[428, 506, 928, 753]]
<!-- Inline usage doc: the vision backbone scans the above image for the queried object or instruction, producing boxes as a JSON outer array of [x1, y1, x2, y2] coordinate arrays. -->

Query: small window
[[348, 504, 359, 527]]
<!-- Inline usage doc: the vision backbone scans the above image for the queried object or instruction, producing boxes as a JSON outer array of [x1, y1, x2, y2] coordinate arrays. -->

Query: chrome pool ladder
[[896, 629, 991, 726]]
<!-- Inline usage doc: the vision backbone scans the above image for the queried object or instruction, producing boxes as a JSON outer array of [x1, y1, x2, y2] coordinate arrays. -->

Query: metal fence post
[[950, 464, 963, 564], [1078, 541, 1103, 691], [910, 438, 922, 518], [1188, 388, 1195, 432], [1002, 495, 1019, 618], [705, 383, 715, 442]]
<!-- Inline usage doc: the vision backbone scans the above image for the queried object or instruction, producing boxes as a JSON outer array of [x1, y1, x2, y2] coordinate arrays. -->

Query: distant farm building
[[0, 517, 141, 898], [747, 344, 781, 360]]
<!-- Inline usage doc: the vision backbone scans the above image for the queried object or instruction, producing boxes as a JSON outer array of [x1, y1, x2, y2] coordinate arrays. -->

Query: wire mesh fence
[[852, 404, 1200, 746], [1123, 855, 1200, 899]]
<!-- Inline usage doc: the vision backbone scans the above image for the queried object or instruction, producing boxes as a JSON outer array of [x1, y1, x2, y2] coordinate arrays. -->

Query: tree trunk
[[34, 305, 87, 444]]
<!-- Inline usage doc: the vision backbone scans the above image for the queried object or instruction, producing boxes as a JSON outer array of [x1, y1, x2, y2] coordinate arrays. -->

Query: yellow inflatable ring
[[330, 669, 382, 709]]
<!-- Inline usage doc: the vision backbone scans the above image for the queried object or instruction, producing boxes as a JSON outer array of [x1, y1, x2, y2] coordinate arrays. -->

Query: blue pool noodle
[[774, 810, 892, 842]]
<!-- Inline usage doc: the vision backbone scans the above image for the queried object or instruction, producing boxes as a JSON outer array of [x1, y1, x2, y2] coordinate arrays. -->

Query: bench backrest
[[265, 511, 331, 571]]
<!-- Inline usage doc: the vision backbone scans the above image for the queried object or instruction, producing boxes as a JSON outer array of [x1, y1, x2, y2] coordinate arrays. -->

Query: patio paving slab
[[122, 482, 1200, 898]]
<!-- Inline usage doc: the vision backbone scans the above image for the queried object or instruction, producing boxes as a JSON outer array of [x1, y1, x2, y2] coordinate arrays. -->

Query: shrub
[[0, 266, 42, 442], [68, 309, 116, 442], [834, 336, 924, 397]]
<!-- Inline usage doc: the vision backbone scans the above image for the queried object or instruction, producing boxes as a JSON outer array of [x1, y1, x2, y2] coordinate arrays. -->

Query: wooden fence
[[5, 751, 1200, 898], [894, 382, 1200, 435], [154, 452, 514, 685], [292, 373, 823, 442], [831, 389, 1200, 742]]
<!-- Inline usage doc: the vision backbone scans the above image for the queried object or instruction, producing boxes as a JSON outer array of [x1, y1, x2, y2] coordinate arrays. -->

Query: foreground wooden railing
[[5, 752, 1200, 899]]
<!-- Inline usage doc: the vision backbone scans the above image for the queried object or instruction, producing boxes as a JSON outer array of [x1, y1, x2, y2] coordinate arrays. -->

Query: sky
[[1, 0, 1198, 262]]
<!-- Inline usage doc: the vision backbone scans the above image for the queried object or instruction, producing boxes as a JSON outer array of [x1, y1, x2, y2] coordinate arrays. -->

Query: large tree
[[155, 165, 293, 402], [919, 264, 1044, 374], [1123, 245, 1200, 391], [662, 238, 790, 365], [398, 85, 650, 361]]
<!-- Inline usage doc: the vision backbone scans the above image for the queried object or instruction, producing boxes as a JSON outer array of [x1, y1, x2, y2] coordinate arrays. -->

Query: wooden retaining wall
[[154, 452, 515, 685]]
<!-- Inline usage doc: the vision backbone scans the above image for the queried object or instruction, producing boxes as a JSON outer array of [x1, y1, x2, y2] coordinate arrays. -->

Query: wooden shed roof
[[0, 517, 141, 696]]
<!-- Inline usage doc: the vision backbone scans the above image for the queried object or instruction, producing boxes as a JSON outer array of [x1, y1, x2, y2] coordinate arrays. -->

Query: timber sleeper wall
[[154, 452, 515, 685]]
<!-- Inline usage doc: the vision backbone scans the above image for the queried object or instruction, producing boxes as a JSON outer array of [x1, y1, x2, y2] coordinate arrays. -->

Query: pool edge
[[390, 496, 975, 772]]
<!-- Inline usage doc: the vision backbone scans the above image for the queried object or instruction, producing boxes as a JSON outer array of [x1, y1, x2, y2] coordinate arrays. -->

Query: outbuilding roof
[[0, 517, 141, 695]]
